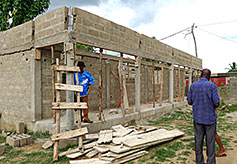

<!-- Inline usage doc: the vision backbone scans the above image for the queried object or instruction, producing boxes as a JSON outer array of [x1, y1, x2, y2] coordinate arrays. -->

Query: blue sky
[[47, 0, 237, 73]]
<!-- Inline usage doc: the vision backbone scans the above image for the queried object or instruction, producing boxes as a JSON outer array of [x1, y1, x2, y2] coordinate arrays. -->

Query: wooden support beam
[[53, 58, 61, 161], [99, 48, 103, 120], [55, 83, 83, 92], [52, 102, 87, 109], [152, 61, 155, 108], [120, 53, 125, 116], [127, 63, 130, 83], [178, 66, 181, 102], [160, 62, 164, 106], [51, 46, 56, 124], [182, 67, 186, 101], [35, 48, 41, 60], [51, 127, 88, 141], [75, 72, 83, 151], [52, 65, 81, 72]]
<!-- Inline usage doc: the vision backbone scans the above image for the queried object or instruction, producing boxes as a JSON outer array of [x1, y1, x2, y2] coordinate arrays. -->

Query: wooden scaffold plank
[[52, 65, 81, 72], [55, 83, 83, 92], [51, 127, 88, 141], [52, 102, 87, 109]]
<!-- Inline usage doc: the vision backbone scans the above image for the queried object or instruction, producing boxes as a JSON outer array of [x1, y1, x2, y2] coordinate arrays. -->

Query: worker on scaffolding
[[74, 61, 95, 123]]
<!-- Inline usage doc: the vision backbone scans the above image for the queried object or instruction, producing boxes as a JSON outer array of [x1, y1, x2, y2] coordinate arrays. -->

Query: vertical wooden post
[[135, 56, 141, 113], [152, 61, 155, 108], [75, 73, 83, 151], [127, 63, 130, 83], [160, 62, 164, 106], [53, 58, 61, 161], [99, 48, 103, 120], [120, 53, 125, 116], [182, 67, 186, 101], [106, 60, 110, 109], [51, 46, 56, 123], [178, 66, 181, 102]]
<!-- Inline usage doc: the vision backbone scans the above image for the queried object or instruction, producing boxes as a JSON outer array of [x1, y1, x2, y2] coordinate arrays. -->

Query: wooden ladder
[[51, 58, 88, 161]]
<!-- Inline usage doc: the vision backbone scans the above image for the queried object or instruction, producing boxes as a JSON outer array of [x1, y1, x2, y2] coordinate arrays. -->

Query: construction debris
[[42, 140, 53, 149], [6, 134, 32, 147], [57, 124, 184, 164]]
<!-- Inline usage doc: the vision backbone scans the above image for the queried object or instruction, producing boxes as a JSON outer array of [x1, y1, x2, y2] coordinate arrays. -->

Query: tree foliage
[[0, 0, 50, 31], [226, 62, 237, 72]]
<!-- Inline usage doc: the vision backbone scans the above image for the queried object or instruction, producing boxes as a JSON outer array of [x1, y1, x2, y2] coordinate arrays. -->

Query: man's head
[[201, 68, 211, 80], [77, 61, 85, 72]]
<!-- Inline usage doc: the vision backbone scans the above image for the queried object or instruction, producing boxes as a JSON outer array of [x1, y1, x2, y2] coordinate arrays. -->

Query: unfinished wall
[[71, 7, 202, 70], [0, 50, 34, 129], [0, 21, 33, 55], [0, 6, 203, 131]]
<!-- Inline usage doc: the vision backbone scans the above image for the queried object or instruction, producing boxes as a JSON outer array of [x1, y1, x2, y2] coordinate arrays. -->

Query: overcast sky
[[48, 0, 237, 73]]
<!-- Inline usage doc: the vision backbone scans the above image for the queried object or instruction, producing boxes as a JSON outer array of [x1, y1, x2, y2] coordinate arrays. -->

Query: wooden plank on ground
[[42, 140, 53, 149], [109, 145, 131, 154], [51, 127, 88, 141], [94, 145, 110, 153], [66, 148, 91, 159], [59, 148, 80, 157], [86, 149, 98, 158], [84, 141, 97, 150], [101, 148, 144, 159], [52, 102, 87, 110], [55, 83, 83, 92], [52, 65, 81, 72], [69, 158, 111, 164], [112, 124, 133, 137], [113, 150, 148, 164], [122, 129, 184, 148], [97, 130, 113, 144], [86, 133, 99, 140]]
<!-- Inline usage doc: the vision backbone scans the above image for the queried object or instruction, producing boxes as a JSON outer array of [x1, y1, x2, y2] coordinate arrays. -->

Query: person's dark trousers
[[194, 122, 216, 164]]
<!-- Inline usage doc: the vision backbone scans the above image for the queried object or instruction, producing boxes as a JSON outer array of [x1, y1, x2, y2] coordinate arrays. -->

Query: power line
[[159, 27, 191, 41], [197, 27, 237, 43], [198, 20, 237, 27]]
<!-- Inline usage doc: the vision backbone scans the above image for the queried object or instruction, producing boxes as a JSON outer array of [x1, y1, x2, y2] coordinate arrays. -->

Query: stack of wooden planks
[[61, 124, 184, 164]]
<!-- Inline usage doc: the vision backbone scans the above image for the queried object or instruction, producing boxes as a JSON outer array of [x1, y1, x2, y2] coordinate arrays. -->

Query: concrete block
[[6, 135, 20, 147], [0, 143, 5, 156], [22, 134, 32, 145], [16, 122, 25, 134], [18, 135, 27, 146]]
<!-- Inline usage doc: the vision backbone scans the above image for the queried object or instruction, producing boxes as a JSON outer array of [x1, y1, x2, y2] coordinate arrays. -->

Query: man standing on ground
[[74, 61, 95, 123], [187, 69, 220, 164]]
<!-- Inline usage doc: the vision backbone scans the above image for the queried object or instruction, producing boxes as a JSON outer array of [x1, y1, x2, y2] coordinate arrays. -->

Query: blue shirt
[[187, 78, 220, 125], [74, 71, 95, 97]]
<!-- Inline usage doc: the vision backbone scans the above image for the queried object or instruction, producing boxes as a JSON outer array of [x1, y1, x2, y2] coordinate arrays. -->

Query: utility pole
[[191, 23, 198, 57]]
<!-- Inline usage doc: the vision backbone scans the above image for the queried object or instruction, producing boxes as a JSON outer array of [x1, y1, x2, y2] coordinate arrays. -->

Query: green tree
[[0, 0, 50, 31], [226, 62, 237, 72]]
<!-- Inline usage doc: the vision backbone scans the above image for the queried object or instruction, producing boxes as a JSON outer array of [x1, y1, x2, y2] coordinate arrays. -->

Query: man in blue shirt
[[187, 69, 220, 164], [74, 61, 95, 123]]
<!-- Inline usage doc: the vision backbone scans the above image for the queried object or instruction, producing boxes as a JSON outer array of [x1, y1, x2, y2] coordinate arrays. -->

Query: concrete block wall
[[0, 21, 33, 54], [72, 7, 202, 69], [0, 50, 33, 129], [220, 77, 237, 104], [34, 6, 68, 41]]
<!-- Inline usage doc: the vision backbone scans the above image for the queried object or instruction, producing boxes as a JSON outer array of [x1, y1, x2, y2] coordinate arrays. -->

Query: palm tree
[[226, 62, 237, 72]]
